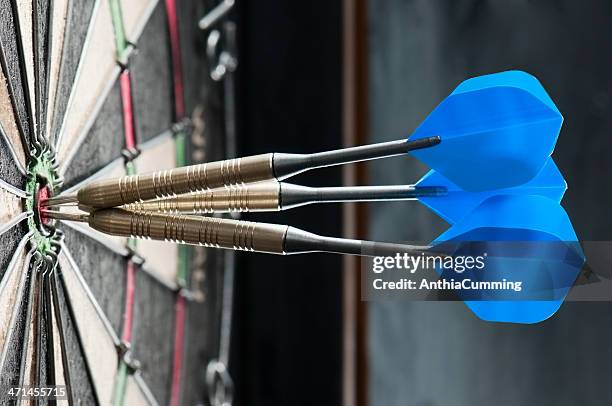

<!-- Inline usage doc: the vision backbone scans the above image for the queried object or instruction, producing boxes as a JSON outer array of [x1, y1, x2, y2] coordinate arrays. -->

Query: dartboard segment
[[124, 374, 156, 405], [121, 0, 159, 45], [132, 132, 179, 286], [0, 222, 29, 279], [48, 287, 68, 397], [49, 0, 95, 144], [0, 0, 34, 147], [53, 267, 102, 405], [182, 298, 215, 406], [44, 0, 69, 140], [0, 68, 28, 171], [32, 0, 52, 137], [0, 134, 26, 192], [0, 188, 25, 234], [137, 241, 179, 289], [62, 227, 128, 335], [0, 237, 31, 351], [30, 270, 51, 394], [15, 0, 36, 135], [0, 253, 33, 404], [19, 274, 38, 391], [58, 248, 121, 405], [63, 156, 128, 198], [131, 1, 174, 144], [61, 79, 125, 188], [56, 0, 119, 167], [131, 268, 177, 405]]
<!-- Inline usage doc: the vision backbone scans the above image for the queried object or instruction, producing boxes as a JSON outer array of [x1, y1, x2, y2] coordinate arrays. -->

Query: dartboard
[[0, 0, 229, 404]]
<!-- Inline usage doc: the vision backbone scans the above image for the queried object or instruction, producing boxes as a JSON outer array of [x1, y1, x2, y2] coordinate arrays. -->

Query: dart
[[119, 182, 448, 213], [44, 70, 562, 209], [44, 191, 584, 325], [434, 194, 584, 324], [1, 0, 600, 395], [42, 208, 437, 259], [113, 158, 564, 226]]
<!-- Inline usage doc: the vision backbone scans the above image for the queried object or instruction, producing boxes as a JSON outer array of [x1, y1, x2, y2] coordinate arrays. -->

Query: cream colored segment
[[106, 159, 129, 179], [58, 251, 118, 406], [63, 218, 129, 251], [16, 0, 36, 134], [121, 0, 158, 43], [0, 189, 22, 227], [63, 156, 127, 195], [50, 288, 69, 406], [0, 69, 27, 168], [124, 375, 153, 406], [137, 241, 178, 286], [133, 136, 179, 285], [57, 0, 118, 164], [61, 161, 128, 248], [45, 0, 70, 139], [134, 135, 177, 172], [19, 277, 68, 405], [0, 248, 27, 353], [21, 275, 37, 390]]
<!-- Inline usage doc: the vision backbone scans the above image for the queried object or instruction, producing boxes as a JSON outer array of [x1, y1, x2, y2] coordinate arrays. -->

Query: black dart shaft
[[44, 136, 441, 209]]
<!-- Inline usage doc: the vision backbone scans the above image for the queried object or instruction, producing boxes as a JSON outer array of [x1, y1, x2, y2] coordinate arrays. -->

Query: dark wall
[[367, 1, 612, 405], [234, 1, 343, 405]]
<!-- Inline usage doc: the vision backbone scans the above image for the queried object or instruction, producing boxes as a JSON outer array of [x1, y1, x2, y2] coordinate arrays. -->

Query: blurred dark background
[[367, 1, 612, 406], [233, 1, 343, 406], [229, 1, 612, 405]]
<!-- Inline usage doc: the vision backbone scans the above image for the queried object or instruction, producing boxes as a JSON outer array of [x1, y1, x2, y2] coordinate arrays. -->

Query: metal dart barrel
[[122, 181, 447, 213], [47, 136, 440, 209], [44, 208, 432, 257]]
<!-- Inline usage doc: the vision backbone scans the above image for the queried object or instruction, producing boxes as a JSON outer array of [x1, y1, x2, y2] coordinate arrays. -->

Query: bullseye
[[25, 151, 61, 253], [36, 184, 52, 227]]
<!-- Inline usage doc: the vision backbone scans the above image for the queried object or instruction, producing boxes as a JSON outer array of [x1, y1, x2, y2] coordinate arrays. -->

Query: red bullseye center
[[37, 186, 51, 226]]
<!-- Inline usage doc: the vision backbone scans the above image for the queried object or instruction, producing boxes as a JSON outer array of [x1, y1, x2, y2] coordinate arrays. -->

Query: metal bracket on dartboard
[[200, 0, 237, 81], [199, 2, 239, 406]]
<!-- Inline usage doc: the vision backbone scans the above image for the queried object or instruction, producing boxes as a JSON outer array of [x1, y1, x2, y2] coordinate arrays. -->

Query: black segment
[[33, 0, 52, 137], [131, 2, 174, 143], [62, 227, 127, 335], [51, 273, 74, 404], [182, 300, 214, 406], [56, 267, 99, 405], [49, 0, 96, 145], [63, 78, 124, 189], [18, 266, 36, 390], [0, 0, 33, 147], [43, 275, 56, 396], [0, 264, 32, 403], [0, 135, 24, 185], [0, 221, 27, 281], [131, 267, 175, 405], [0, 128, 25, 189], [35, 272, 49, 398]]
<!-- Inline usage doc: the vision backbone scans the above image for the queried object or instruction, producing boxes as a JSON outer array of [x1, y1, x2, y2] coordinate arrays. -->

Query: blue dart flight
[[410, 70, 562, 192], [433, 194, 584, 324], [417, 157, 566, 224]]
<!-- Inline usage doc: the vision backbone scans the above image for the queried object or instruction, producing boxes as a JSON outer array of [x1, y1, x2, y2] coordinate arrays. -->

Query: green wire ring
[[25, 151, 59, 254]]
